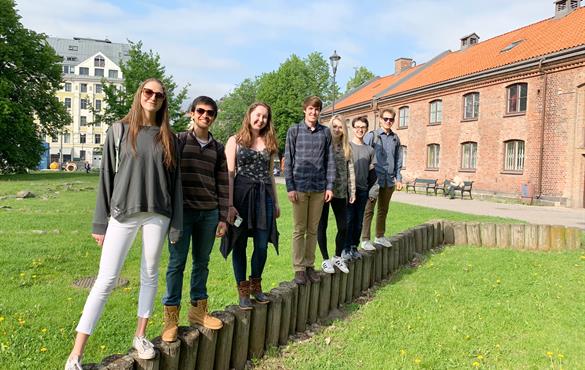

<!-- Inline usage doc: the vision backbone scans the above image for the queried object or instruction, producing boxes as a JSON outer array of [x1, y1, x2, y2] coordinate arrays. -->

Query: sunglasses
[[382, 117, 395, 123], [142, 88, 165, 101], [195, 107, 216, 117]]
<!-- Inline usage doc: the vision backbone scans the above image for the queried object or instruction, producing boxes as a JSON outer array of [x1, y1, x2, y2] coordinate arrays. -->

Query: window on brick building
[[503, 140, 524, 172], [506, 83, 527, 114], [460, 142, 478, 170], [429, 100, 442, 125], [463, 92, 479, 120], [398, 106, 409, 128], [426, 144, 440, 169], [400, 145, 407, 169]]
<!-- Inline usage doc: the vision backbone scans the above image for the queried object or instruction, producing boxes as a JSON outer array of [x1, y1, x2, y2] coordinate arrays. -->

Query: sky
[[15, 0, 555, 101]]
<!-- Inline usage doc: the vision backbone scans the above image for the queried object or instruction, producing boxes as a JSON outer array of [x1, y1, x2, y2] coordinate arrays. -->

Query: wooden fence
[[85, 221, 582, 370]]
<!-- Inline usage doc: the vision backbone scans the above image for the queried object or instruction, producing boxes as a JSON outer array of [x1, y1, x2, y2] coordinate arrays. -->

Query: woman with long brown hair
[[221, 102, 280, 309], [65, 78, 182, 369]]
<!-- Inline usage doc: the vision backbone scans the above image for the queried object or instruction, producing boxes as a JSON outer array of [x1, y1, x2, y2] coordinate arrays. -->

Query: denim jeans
[[317, 197, 348, 259], [163, 208, 218, 305], [232, 194, 273, 284], [346, 189, 369, 250]]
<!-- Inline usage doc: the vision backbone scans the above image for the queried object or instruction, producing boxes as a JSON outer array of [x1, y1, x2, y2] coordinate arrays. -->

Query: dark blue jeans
[[232, 194, 273, 284], [163, 208, 218, 305], [345, 189, 369, 250]]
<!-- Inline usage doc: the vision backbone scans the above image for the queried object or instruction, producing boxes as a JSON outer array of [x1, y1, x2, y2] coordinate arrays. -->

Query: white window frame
[[398, 106, 409, 128], [460, 142, 478, 170], [506, 83, 528, 114], [504, 140, 525, 172], [463, 93, 479, 120], [429, 100, 442, 125], [426, 144, 440, 169]]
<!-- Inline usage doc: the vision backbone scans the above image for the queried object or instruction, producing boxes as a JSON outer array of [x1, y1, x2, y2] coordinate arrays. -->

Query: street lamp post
[[329, 50, 341, 115]]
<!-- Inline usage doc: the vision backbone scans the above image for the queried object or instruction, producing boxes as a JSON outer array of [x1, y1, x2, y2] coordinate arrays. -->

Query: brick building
[[322, 1, 585, 208]]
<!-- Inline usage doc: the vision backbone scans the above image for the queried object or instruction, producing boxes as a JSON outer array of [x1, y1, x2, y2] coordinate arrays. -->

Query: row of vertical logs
[[86, 221, 581, 370]]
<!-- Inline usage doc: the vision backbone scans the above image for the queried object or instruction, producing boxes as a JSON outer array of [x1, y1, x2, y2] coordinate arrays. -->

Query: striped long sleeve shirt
[[284, 121, 336, 193], [178, 131, 229, 222]]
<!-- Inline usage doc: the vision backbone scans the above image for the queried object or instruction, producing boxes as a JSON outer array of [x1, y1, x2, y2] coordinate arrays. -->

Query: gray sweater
[[92, 123, 183, 242]]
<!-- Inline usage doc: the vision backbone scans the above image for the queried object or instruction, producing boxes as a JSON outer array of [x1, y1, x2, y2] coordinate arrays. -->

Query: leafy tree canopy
[[345, 66, 376, 93]]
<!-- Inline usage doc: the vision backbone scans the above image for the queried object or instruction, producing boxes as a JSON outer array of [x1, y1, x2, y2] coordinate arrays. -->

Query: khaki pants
[[361, 186, 395, 241], [292, 191, 325, 272]]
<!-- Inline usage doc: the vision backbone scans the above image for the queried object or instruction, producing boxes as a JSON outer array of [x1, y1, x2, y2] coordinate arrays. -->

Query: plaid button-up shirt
[[284, 121, 335, 193]]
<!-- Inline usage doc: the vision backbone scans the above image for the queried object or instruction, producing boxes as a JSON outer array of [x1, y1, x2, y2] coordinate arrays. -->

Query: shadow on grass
[[0, 171, 98, 182]]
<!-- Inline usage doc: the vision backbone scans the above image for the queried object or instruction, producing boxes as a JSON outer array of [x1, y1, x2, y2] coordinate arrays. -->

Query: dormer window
[[460, 33, 480, 50]]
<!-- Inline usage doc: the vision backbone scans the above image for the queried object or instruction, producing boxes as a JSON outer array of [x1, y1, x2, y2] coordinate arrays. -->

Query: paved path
[[392, 191, 585, 229]]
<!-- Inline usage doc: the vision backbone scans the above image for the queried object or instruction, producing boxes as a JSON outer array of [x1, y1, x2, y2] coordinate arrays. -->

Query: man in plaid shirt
[[284, 96, 335, 285]]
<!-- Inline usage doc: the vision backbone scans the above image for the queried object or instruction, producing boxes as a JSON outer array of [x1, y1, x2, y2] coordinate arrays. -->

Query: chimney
[[394, 58, 413, 74], [555, 0, 581, 18], [460, 33, 480, 50]]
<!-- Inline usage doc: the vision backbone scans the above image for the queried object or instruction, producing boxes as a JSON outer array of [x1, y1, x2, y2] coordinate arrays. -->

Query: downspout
[[537, 56, 548, 199]]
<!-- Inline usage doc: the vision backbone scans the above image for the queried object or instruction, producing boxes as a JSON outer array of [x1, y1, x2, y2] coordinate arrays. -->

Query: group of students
[[65, 79, 403, 370]]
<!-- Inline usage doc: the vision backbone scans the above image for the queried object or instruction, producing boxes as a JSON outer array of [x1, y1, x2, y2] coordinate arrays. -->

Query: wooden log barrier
[[195, 326, 217, 370], [295, 281, 310, 332], [408, 229, 416, 261], [425, 223, 434, 251], [538, 224, 551, 250], [345, 259, 354, 304], [212, 311, 235, 370], [382, 244, 389, 277], [153, 337, 180, 370], [339, 268, 348, 305], [361, 251, 373, 291], [466, 222, 481, 246], [265, 291, 282, 350], [353, 255, 363, 299], [177, 326, 199, 370], [550, 225, 566, 250], [130, 348, 160, 370], [510, 224, 525, 249], [330, 271, 341, 311], [428, 219, 443, 247], [225, 306, 250, 370], [395, 233, 405, 266], [308, 278, 320, 324], [318, 273, 331, 319], [421, 225, 428, 252], [279, 282, 298, 336], [496, 224, 511, 248], [391, 235, 401, 272], [273, 287, 291, 346], [443, 222, 455, 245], [413, 227, 423, 254], [565, 227, 580, 249], [479, 223, 496, 247], [524, 224, 538, 250], [453, 222, 468, 245], [374, 245, 383, 282], [96, 354, 134, 370], [248, 302, 268, 359]]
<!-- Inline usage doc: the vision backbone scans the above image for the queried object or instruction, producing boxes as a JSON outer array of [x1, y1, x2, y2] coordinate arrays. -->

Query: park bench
[[438, 180, 474, 199], [405, 178, 438, 195]]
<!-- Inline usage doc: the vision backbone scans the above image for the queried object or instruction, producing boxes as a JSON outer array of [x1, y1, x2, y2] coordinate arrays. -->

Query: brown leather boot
[[188, 299, 223, 330], [237, 281, 253, 310], [294, 270, 307, 285], [249, 277, 269, 304], [306, 267, 320, 283], [161, 305, 180, 342]]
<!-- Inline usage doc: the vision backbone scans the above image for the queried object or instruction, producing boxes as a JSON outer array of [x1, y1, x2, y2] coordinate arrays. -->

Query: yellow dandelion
[[40, 347, 47, 352], [0, 316, 4, 323], [32, 275, 37, 279], [558, 353, 564, 360], [546, 351, 554, 358], [18, 319, 25, 326], [477, 354, 484, 360], [496, 279, 501, 284], [100, 345, 106, 350], [41, 328, 47, 333], [414, 358, 421, 364], [400, 349, 406, 356], [580, 255, 585, 260], [472, 361, 480, 367], [496, 344, 500, 349], [19, 272, 25, 277], [464, 335, 471, 340], [123, 287, 131, 292], [67, 297, 72, 301]]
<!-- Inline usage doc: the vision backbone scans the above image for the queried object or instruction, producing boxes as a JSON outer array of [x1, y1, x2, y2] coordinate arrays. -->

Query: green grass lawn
[[0, 172, 547, 369]]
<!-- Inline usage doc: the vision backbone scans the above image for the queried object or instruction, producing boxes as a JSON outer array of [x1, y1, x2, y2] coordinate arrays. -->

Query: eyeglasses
[[142, 88, 165, 101], [382, 117, 395, 123], [354, 126, 367, 130], [195, 107, 216, 117]]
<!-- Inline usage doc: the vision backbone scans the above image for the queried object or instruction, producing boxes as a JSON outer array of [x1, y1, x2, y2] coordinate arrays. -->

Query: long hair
[[121, 78, 175, 169], [235, 102, 278, 155], [331, 114, 351, 160]]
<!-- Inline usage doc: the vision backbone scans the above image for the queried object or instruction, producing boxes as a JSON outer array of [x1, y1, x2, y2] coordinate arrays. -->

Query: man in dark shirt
[[284, 96, 335, 285], [362, 108, 403, 250], [161, 96, 228, 342]]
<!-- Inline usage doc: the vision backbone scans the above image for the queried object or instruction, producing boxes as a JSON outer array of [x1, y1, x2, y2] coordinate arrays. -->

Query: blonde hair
[[121, 78, 175, 169], [331, 114, 351, 160], [236, 102, 278, 155]]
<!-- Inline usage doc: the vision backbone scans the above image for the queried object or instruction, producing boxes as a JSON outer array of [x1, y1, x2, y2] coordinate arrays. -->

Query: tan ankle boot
[[188, 299, 223, 330], [161, 305, 180, 342]]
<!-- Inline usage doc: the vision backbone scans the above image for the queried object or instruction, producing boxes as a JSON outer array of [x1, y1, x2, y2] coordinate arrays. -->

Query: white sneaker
[[65, 356, 82, 370], [321, 259, 335, 274], [341, 249, 352, 261], [374, 236, 392, 248], [332, 256, 349, 274], [133, 335, 156, 360], [361, 240, 376, 251]]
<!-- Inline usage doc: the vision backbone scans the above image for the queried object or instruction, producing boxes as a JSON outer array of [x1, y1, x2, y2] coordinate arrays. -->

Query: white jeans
[[76, 212, 170, 335]]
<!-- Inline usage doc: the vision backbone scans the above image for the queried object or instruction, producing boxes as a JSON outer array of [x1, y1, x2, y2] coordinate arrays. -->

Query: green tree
[[214, 77, 260, 143], [93, 41, 189, 130], [0, 0, 71, 172], [304, 52, 340, 105], [345, 66, 376, 93]]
